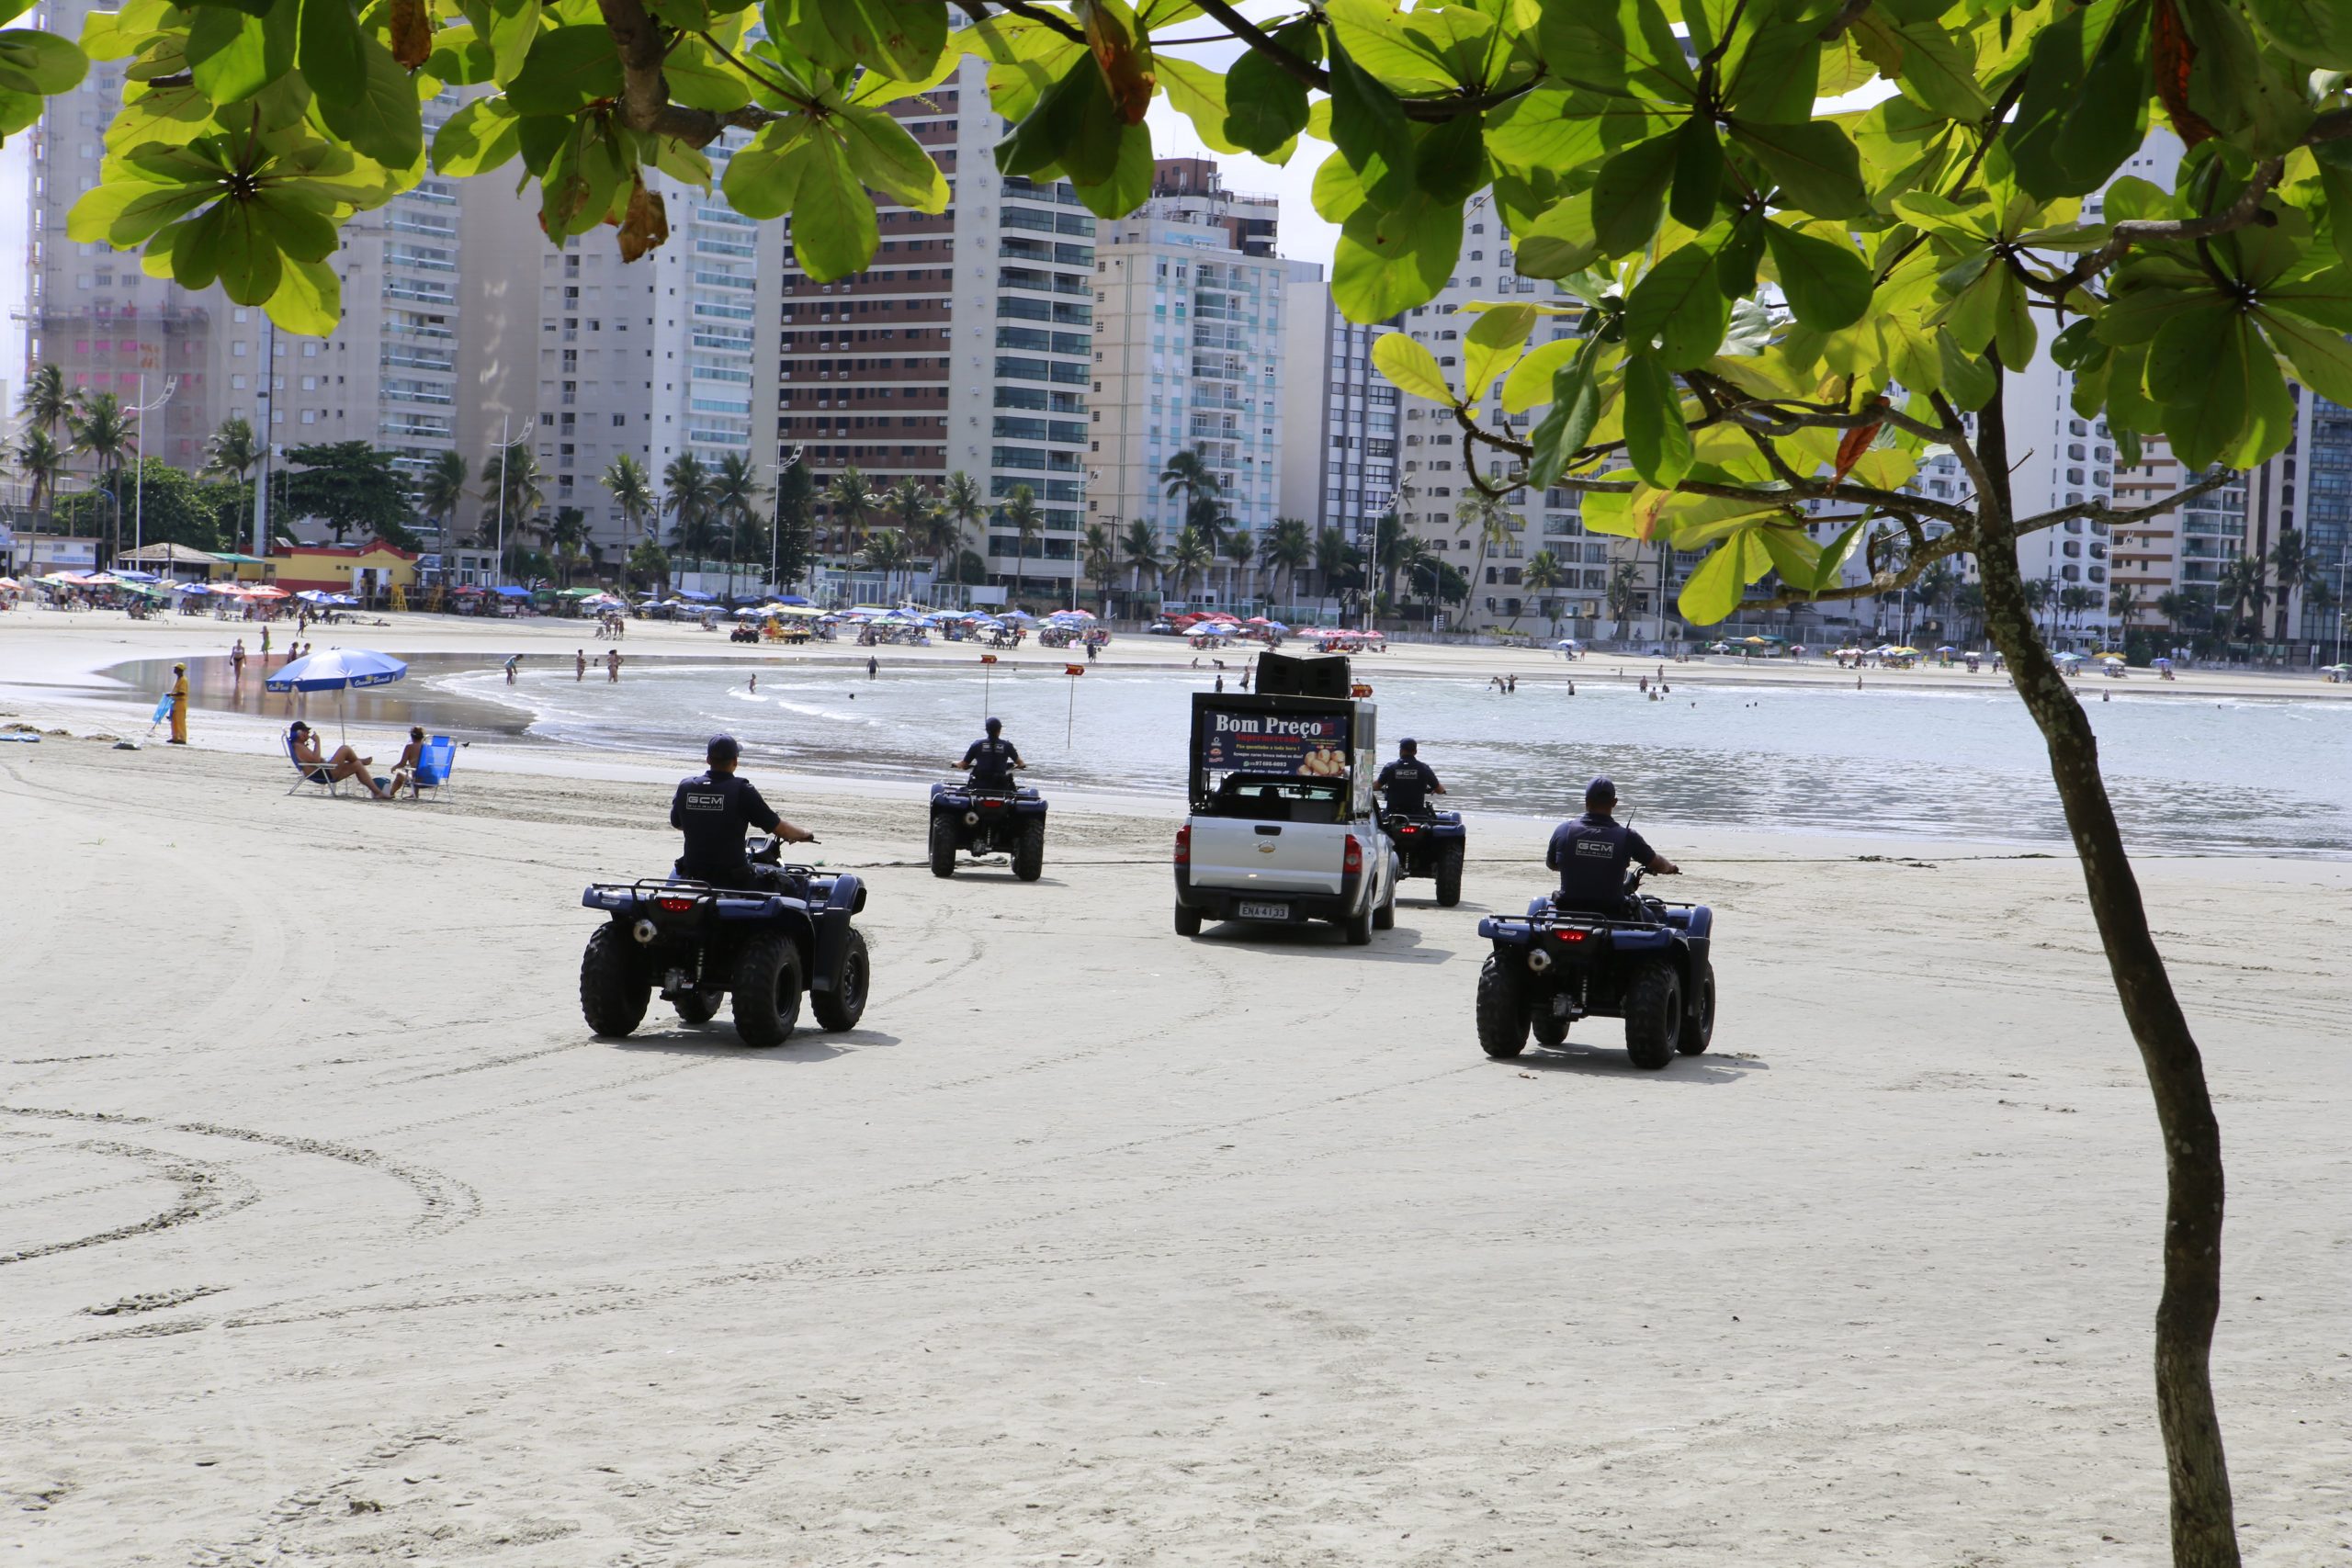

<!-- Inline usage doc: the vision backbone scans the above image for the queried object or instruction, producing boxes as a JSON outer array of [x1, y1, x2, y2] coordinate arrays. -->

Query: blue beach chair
[[408, 735, 458, 801]]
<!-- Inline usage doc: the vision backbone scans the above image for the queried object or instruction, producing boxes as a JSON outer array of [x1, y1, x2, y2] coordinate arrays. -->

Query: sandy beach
[[2, 609, 2348, 1565]]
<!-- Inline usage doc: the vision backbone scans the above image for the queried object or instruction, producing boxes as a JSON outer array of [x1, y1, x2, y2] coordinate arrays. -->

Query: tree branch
[[2041, 158, 2285, 296]]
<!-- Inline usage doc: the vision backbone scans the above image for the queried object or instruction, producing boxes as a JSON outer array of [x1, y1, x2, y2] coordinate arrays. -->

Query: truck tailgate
[[1189, 817, 1345, 897]]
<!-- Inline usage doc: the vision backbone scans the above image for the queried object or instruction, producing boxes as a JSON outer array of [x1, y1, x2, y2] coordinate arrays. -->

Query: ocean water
[[432, 659, 2352, 856]]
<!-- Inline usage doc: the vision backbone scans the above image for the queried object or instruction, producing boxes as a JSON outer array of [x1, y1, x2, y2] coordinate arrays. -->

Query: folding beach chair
[[408, 735, 458, 801], [285, 728, 347, 796]]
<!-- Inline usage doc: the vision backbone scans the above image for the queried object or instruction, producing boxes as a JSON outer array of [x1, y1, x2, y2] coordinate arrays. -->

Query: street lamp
[[128, 372, 178, 561], [491, 413, 537, 591]]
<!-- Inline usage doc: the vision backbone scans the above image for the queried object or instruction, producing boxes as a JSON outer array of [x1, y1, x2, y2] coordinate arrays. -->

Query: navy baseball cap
[[1399, 737, 1418, 750], [984, 716, 1001, 734], [707, 734, 741, 763], [1585, 774, 1616, 806]]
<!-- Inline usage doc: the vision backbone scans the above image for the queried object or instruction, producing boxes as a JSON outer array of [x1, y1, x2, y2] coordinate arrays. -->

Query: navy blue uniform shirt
[[671, 769, 781, 879], [961, 736, 1024, 785], [1376, 758, 1442, 814], [1545, 811, 1657, 909]]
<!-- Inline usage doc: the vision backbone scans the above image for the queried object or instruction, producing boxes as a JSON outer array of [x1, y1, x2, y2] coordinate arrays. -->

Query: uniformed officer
[[671, 734, 815, 889], [956, 716, 1025, 789], [1546, 775, 1679, 914], [1374, 738, 1443, 816]]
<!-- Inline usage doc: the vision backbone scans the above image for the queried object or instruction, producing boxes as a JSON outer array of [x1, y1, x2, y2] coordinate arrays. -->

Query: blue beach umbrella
[[266, 648, 409, 742]]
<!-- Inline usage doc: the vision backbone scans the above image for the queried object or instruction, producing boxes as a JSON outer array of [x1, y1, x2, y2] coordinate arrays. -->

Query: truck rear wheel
[[1679, 959, 1715, 1055], [1372, 887, 1396, 931], [929, 817, 956, 878], [1435, 847, 1464, 908], [1476, 954, 1528, 1058], [1013, 818, 1046, 882], [811, 927, 870, 1032], [1342, 900, 1374, 945], [1623, 962, 1682, 1069], [1173, 900, 1203, 937], [580, 924, 650, 1038], [730, 931, 804, 1047]]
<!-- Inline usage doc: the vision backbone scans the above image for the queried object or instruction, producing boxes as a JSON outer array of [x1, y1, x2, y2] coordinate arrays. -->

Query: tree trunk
[[1970, 384, 2239, 1568]]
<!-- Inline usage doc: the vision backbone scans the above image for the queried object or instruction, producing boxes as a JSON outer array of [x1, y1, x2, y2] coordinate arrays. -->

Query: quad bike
[[1382, 807, 1466, 907], [579, 836, 870, 1047], [1474, 869, 1714, 1069], [929, 777, 1047, 881]]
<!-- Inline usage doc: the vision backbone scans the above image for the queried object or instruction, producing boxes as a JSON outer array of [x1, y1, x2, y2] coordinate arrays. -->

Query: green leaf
[[1500, 335, 1582, 413], [487, 0, 538, 82], [1716, 208, 1764, 299], [2247, 0, 2352, 69], [540, 117, 627, 237], [265, 255, 342, 334], [662, 36, 752, 110], [0, 26, 83, 95], [185, 5, 289, 102], [1372, 333, 1456, 404], [837, 102, 946, 210], [1623, 243, 1728, 369], [1509, 191, 1600, 278], [2162, 317, 2249, 469], [1067, 117, 1155, 220], [1725, 118, 1867, 218], [790, 135, 879, 281], [173, 199, 284, 305], [1327, 34, 1416, 209], [1313, 150, 1370, 225], [1331, 194, 1460, 321], [1677, 530, 1752, 624], [995, 54, 1092, 177], [247, 188, 338, 261], [424, 25, 498, 84], [2005, 0, 2149, 199], [1539, 0, 1697, 104], [1221, 17, 1314, 157], [432, 96, 522, 175], [2181, 0, 2312, 154], [720, 119, 809, 219], [1724, 22, 1823, 124], [2260, 304, 2352, 404], [1669, 115, 1721, 231], [1623, 355, 1693, 489], [1756, 524, 1821, 588], [789, 0, 945, 78], [317, 35, 423, 170], [1763, 221, 1871, 331], [1852, 15, 1993, 122], [1156, 55, 1240, 157], [1463, 304, 1538, 400], [1414, 111, 1486, 206], [504, 26, 621, 115], [1526, 340, 1604, 489], [1811, 520, 1865, 592], [2145, 301, 2240, 402], [1590, 132, 1677, 257], [296, 0, 364, 104]]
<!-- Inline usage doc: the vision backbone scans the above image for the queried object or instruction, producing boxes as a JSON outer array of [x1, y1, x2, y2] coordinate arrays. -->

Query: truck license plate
[[1238, 900, 1290, 921]]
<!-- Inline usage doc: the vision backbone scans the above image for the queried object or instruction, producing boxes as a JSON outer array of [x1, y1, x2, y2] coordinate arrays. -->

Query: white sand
[[2, 611, 2348, 1565]]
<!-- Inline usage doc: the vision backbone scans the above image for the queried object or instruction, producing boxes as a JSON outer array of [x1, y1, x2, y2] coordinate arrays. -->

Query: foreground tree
[[283, 442, 419, 547]]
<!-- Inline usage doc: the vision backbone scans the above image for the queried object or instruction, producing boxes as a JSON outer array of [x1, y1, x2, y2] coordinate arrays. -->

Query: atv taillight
[[1399, 825, 1419, 834], [1343, 835, 1363, 874], [1557, 929, 1589, 943], [1174, 823, 1191, 864], [656, 897, 698, 913]]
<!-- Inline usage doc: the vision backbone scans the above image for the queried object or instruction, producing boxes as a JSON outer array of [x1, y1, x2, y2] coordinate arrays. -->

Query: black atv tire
[[1435, 846, 1464, 908], [1173, 900, 1203, 937], [811, 927, 870, 1032], [730, 931, 805, 1047], [580, 924, 650, 1038], [1013, 818, 1046, 882], [673, 987, 722, 1025], [1680, 959, 1716, 1055], [1623, 961, 1683, 1069], [1476, 953, 1529, 1058], [1342, 898, 1374, 945], [1372, 888, 1396, 931], [928, 817, 956, 878], [1532, 1010, 1569, 1048]]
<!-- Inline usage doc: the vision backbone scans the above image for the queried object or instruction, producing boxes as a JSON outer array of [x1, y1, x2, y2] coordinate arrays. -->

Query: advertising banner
[[1199, 706, 1351, 777]]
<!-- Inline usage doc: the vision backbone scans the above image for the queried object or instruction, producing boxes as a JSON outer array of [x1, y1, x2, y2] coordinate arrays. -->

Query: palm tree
[[68, 391, 136, 565], [1954, 581, 1987, 644], [1121, 517, 1164, 604], [1371, 512, 1417, 621], [2154, 589, 2197, 641], [661, 452, 715, 576], [1170, 524, 1214, 603], [416, 450, 467, 560], [942, 470, 986, 562], [601, 452, 655, 543], [1160, 446, 1221, 523], [1521, 548, 1566, 633], [1313, 525, 1355, 606], [883, 476, 937, 599], [14, 428, 67, 536], [2269, 525, 2323, 640], [824, 466, 879, 572], [999, 483, 1044, 604], [482, 439, 546, 562], [19, 364, 72, 443], [1220, 525, 1256, 608], [711, 451, 766, 598], [1082, 520, 1117, 615], [861, 527, 910, 603], [1454, 490, 1521, 630], [2217, 555, 2267, 643], [1259, 516, 1313, 615], [1605, 559, 1642, 640], [547, 505, 590, 588], [2109, 582, 2145, 639]]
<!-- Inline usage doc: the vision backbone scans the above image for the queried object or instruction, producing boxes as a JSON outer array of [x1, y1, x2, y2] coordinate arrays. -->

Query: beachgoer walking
[[575, 649, 586, 682], [607, 649, 622, 682], [230, 639, 247, 687], [866, 655, 878, 680], [260, 625, 271, 661], [749, 672, 757, 694], [504, 653, 519, 685], [167, 662, 189, 745], [1215, 674, 1225, 693]]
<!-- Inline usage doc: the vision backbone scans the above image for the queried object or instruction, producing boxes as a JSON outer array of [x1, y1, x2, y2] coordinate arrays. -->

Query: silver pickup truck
[[1171, 676, 1399, 945]]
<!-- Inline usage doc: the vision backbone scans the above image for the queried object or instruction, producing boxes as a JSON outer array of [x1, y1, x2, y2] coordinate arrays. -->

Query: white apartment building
[[1091, 157, 1285, 603], [1278, 260, 1400, 585]]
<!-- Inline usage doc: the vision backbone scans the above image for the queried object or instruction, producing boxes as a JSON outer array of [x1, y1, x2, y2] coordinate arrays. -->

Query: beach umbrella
[[248, 584, 288, 600], [265, 648, 409, 743]]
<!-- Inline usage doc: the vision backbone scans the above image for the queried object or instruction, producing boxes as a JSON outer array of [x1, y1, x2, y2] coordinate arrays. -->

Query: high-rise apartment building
[[765, 55, 1094, 603], [1278, 260, 1400, 586], [1091, 158, 1286, 604]]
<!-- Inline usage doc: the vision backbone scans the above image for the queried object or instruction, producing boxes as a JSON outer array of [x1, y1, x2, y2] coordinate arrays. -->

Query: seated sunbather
[[387, 726, 427, 798], [289, 720, 392, 799]]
